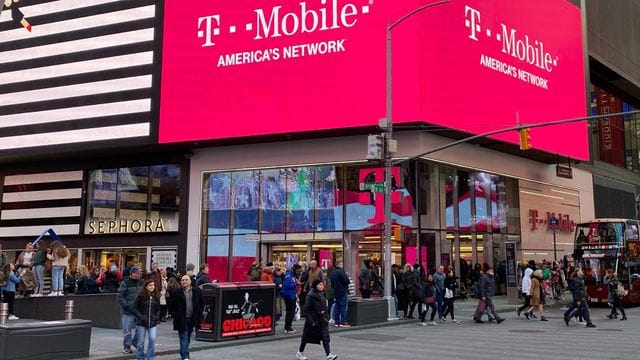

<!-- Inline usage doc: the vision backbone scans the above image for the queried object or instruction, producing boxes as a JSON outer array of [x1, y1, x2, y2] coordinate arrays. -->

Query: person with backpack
[[282, 265, 299, 333]]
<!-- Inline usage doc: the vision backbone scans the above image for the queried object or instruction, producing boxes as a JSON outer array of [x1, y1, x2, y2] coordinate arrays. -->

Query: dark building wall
[[586, 0, 640, 98]]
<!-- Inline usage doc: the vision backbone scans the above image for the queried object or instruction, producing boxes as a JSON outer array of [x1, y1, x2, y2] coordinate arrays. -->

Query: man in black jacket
[[329, 261, 350, 327], [473, 266, 504, 324], [169, 274, 204, 360]]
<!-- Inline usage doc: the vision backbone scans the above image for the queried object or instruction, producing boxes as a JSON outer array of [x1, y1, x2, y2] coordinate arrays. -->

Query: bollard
[[0, 302, 8, 325], [65, 299, 74, 320]]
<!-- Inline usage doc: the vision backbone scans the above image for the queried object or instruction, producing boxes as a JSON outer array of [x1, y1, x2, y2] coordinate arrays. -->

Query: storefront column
[[431, 164, 443, 268]]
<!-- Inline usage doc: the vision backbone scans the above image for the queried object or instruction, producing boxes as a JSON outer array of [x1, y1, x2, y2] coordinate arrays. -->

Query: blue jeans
[[136, 325, 157, 360], [436, 291, 445, 318], [33, 265, 45, 295], [122, 313, 138, 349], [178, 318, 195, 360], [333, 294, 348, 324], [51, 266, 65, 292]]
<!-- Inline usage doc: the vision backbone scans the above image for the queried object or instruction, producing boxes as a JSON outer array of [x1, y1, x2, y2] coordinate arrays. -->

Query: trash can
[[196, 281, 275, 342]]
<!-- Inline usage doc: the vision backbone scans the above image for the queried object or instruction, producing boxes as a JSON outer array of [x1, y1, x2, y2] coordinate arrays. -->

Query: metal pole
[[383, 0, 449, 322], [553, 229, 557, 262], [65, 299, 75, 320], [384, 24, 395, 321], [0, 302, 8, 325]]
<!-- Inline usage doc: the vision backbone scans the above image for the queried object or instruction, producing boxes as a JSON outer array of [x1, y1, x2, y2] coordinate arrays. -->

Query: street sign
[[360, 182, 386, 193], [549, 216, 559, 229], [556, 165, 573, 179]]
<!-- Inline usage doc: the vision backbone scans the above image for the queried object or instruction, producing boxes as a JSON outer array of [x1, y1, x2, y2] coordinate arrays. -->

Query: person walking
[[433, 265, 446, 321], [516, 260, 535, 317], [46, 240, 70, 296], [473, 266, 504, 324], [329, 261, 350, 327], [526, 270, 547, 321], [133, 279, 160, 360], [606, 271, 627, 321], [117, 266, 143, 354], [296, 279, 338, 360], [169, 274, 204, 360], [393, 264, 408, 318], [421, 273, 438, 325], [406, 264, 427, 326], [442, 269, 460, 324], [282, 265, 299, 333], [563, 269, 595, 328]]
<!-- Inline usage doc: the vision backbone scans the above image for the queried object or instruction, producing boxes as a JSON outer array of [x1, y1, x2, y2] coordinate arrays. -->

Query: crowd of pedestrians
[[2, 235, 634, 360]]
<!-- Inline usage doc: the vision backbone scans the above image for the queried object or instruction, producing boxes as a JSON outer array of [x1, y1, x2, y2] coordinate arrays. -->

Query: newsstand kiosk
[[197, 281, 276, 342]]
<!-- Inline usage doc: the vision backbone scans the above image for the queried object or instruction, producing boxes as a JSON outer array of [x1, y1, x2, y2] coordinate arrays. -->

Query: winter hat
[[130, 266, 141, 274], [528, 260, 536, 268], [311, 279, 323, 290]]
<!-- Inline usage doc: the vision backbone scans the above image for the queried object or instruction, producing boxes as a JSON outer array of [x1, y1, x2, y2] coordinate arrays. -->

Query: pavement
[[77, 295, 570, 360]]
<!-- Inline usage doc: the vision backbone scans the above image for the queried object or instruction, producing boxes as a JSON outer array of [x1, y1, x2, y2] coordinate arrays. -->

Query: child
[[2, 263, 22, 320]]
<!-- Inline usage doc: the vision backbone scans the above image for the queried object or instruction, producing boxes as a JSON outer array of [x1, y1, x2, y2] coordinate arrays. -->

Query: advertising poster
[[220, 287, 275, 337], [160, 0, 588, 159], [506, 242, 517, 287]]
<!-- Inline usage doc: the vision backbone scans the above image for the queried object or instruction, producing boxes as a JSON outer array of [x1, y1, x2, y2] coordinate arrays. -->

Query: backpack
[[249, 266, 261, 281]]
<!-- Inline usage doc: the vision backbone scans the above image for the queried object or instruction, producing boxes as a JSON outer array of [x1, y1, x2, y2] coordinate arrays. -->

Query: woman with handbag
[[422, 273, 438, 326], [442, 270, 460, 323], [296, 279, 337, 360], [606, 271, 627, 320]]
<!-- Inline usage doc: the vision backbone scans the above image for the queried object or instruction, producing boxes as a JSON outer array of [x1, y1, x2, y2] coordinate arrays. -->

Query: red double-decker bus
[[573, 219, 640, 304]]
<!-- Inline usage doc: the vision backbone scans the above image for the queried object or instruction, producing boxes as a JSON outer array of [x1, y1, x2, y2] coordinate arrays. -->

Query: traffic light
[[519, 128, 532, 150]]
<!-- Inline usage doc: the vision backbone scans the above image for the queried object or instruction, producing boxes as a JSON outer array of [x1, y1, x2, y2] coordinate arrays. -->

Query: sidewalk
[[84, 295, 569, 359]]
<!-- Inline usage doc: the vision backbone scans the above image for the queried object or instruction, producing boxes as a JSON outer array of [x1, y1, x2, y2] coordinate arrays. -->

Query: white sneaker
[[296, 351, 308, 360], [328, 319, 335, 325], [452, 319, 460, 324], [327, 354, 338, 360], [8, 315, 19, 320], [420, 322, 428, 326], [431, 321, 438, 326]]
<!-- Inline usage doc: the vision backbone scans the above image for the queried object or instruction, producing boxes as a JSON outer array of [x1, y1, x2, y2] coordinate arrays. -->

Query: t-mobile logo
[[465, 5, 481, 41], [464, 4, 558, 72]]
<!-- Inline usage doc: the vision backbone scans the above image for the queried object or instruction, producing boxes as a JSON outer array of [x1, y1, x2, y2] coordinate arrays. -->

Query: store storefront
[[198, 158, 523, 288], [0, 160, 187, 272]]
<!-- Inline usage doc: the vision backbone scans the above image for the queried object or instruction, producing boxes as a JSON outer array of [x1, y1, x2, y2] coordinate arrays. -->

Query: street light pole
[[383, 0, 449, 321]]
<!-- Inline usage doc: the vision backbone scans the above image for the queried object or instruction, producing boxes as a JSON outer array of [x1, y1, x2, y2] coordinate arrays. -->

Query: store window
[[85, 165, 181, 234], [201, 165, 342, 281]]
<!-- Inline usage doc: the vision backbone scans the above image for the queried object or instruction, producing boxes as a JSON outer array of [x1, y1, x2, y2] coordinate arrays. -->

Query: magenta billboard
[[159, 0, 588, 160]]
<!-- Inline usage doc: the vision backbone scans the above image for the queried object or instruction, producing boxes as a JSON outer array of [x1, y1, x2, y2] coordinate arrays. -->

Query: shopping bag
[[476, 299, 487, 313], [294, 300, 301, 321]]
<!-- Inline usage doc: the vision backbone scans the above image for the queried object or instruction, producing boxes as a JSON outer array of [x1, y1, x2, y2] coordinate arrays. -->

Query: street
[[151, 305, 640, 360]]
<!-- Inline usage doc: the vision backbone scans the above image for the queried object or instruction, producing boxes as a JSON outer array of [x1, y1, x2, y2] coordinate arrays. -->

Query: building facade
[[0, 0, 637, 285]]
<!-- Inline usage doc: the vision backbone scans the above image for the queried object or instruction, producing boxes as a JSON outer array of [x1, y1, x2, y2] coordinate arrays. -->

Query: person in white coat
[[516, 260, 535, 317]]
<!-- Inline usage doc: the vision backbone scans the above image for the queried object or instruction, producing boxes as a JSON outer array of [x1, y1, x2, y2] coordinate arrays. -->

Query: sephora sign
[[160, 0, 588, 160]]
